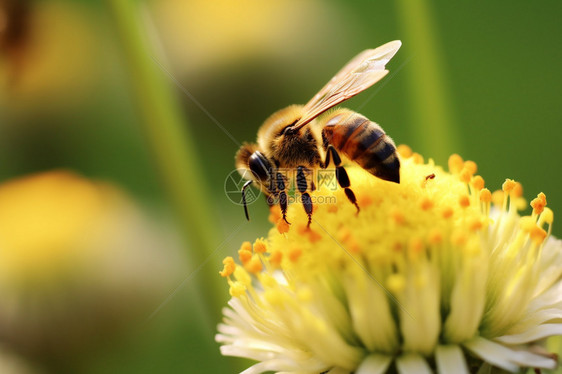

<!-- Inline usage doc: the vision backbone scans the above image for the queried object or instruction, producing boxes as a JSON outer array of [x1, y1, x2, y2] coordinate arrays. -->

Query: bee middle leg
[[296, 166, 313, 227], [324, 145, 360, 213]]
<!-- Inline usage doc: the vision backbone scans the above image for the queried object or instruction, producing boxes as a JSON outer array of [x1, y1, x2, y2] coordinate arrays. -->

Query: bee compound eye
[[248, 152, 272, 181]]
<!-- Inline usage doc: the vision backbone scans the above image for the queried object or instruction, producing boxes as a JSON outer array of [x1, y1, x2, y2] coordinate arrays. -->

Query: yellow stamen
[[442, 207, 454, 219], [229, 281, 246, 297], [491, 190, 504, 207], [245, 255, 263, 274], [513, 182, 523, 198], [308, 229, 322, 243], [288, 248, 302, 263], [531, 193, 547, 215], [459, 195, 470, 208], [428, 228, 443, 245], [219, 256, 236, 277], [268, 206, 281, 224], [529, 226, 547, 244], [480, 188, 492, 203], [391, 209, 406, 225], [464, 160, 478, 175], [459, 169, 472, 184], [469, 218, 483, 232], [277, 218, 290, 234], [269, 250, 283, 267], [238, 249, 252, 264], [253, 238, 267, 254], [472, 176, 485, 191], [420, 197, 434, 211], [502, 179, 516, 195], [397, 144, 413, 158], [412, 153, 424, 164], [240, 241, 252, 252], [448, 154, 464, 174]]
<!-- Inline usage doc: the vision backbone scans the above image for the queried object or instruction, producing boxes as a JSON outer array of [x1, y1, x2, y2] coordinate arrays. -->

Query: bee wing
[[293, 40, 402, 130]]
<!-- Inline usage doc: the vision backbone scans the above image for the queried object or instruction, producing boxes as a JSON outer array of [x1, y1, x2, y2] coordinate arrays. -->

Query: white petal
[[529, 279, 562, 312], [508, 350, 556, 369], [344, 273, 398, 352], [533, 238, 562, 296], [443, 252, 487, 343], [356, 354, 392, 374], [399, 263, 441, 355], [240, 358, 329, 374], [463, 337, 519, 372], [325, 367, 351, 374], [509, 308, 562, 333], [465, 336, 557, 371], [396, 354, 432, 374], [495, 323, 562, 344], [435, 345, 469, 374]]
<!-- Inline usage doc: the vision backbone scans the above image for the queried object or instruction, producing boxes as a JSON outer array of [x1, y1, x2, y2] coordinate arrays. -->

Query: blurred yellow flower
[[149, 0, 341, 74], [0, 171, 120, 282], [0, 170, 182, 362], [216, 146, 561, 373]]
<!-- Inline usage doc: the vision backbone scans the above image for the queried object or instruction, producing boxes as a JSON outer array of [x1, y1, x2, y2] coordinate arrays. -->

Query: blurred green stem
[[395, 0, 461, 163], [106, 0, 225, 323]]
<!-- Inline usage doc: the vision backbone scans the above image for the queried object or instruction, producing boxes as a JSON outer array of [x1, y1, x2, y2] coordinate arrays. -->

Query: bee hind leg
[[325, 145, 360, 214], [296, 166, 313, 227]]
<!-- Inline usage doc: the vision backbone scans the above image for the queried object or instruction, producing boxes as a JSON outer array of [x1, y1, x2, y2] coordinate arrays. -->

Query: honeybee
[[236, 40, 402, 226]]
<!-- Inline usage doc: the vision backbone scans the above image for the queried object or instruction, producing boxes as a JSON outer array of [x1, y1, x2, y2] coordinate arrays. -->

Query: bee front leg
[[241, 180, 253, 221], [325, 145, 360, 213], [296, 166, 313, 227], [276, 171, 290, 224]]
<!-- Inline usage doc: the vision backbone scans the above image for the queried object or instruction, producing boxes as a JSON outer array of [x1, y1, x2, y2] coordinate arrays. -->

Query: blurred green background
[[0, 0, 560, 373]]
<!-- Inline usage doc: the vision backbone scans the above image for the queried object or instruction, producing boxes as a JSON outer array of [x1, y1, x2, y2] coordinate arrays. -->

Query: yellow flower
[[0, 171, 181, 360], [216, 146, 561, 373]]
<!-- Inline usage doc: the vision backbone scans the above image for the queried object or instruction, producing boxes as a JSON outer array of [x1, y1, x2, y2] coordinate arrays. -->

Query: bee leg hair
[[326, 145, 360, 214], [297, 166, 313, 227], [276, 171, 290, 224]]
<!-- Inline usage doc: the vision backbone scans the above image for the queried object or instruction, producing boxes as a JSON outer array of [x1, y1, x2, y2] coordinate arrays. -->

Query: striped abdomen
[[322, 110, 400, 183]]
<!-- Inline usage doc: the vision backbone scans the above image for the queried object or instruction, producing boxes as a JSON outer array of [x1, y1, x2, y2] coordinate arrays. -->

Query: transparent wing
[[293, 40, 402, 130]]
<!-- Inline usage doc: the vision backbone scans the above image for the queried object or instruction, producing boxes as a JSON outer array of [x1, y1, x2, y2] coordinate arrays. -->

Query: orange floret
[[245, 256, 263, 273], [268, 206, 281, 224], [219, 256, 236, 277], [442, 207, 454, 219], [288, 248, 302, 263], [269, 250, 283, 267], [412, 153, 424, 164], [472, 175, 485, 191], [459, 195, 470, 208], [238, 248, 252, 264], [502, 179, 516, 194], [459, 168, 472, 184], [420, 197, 434, 211], [277, 218, 290, 234], [531, 193, 547, 215], [448, 154, 464, 174], [397, 144, 413, 158], [480, 188, 492, 203], [253, 238, 267, 253], [464, 160, 478, 175]]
